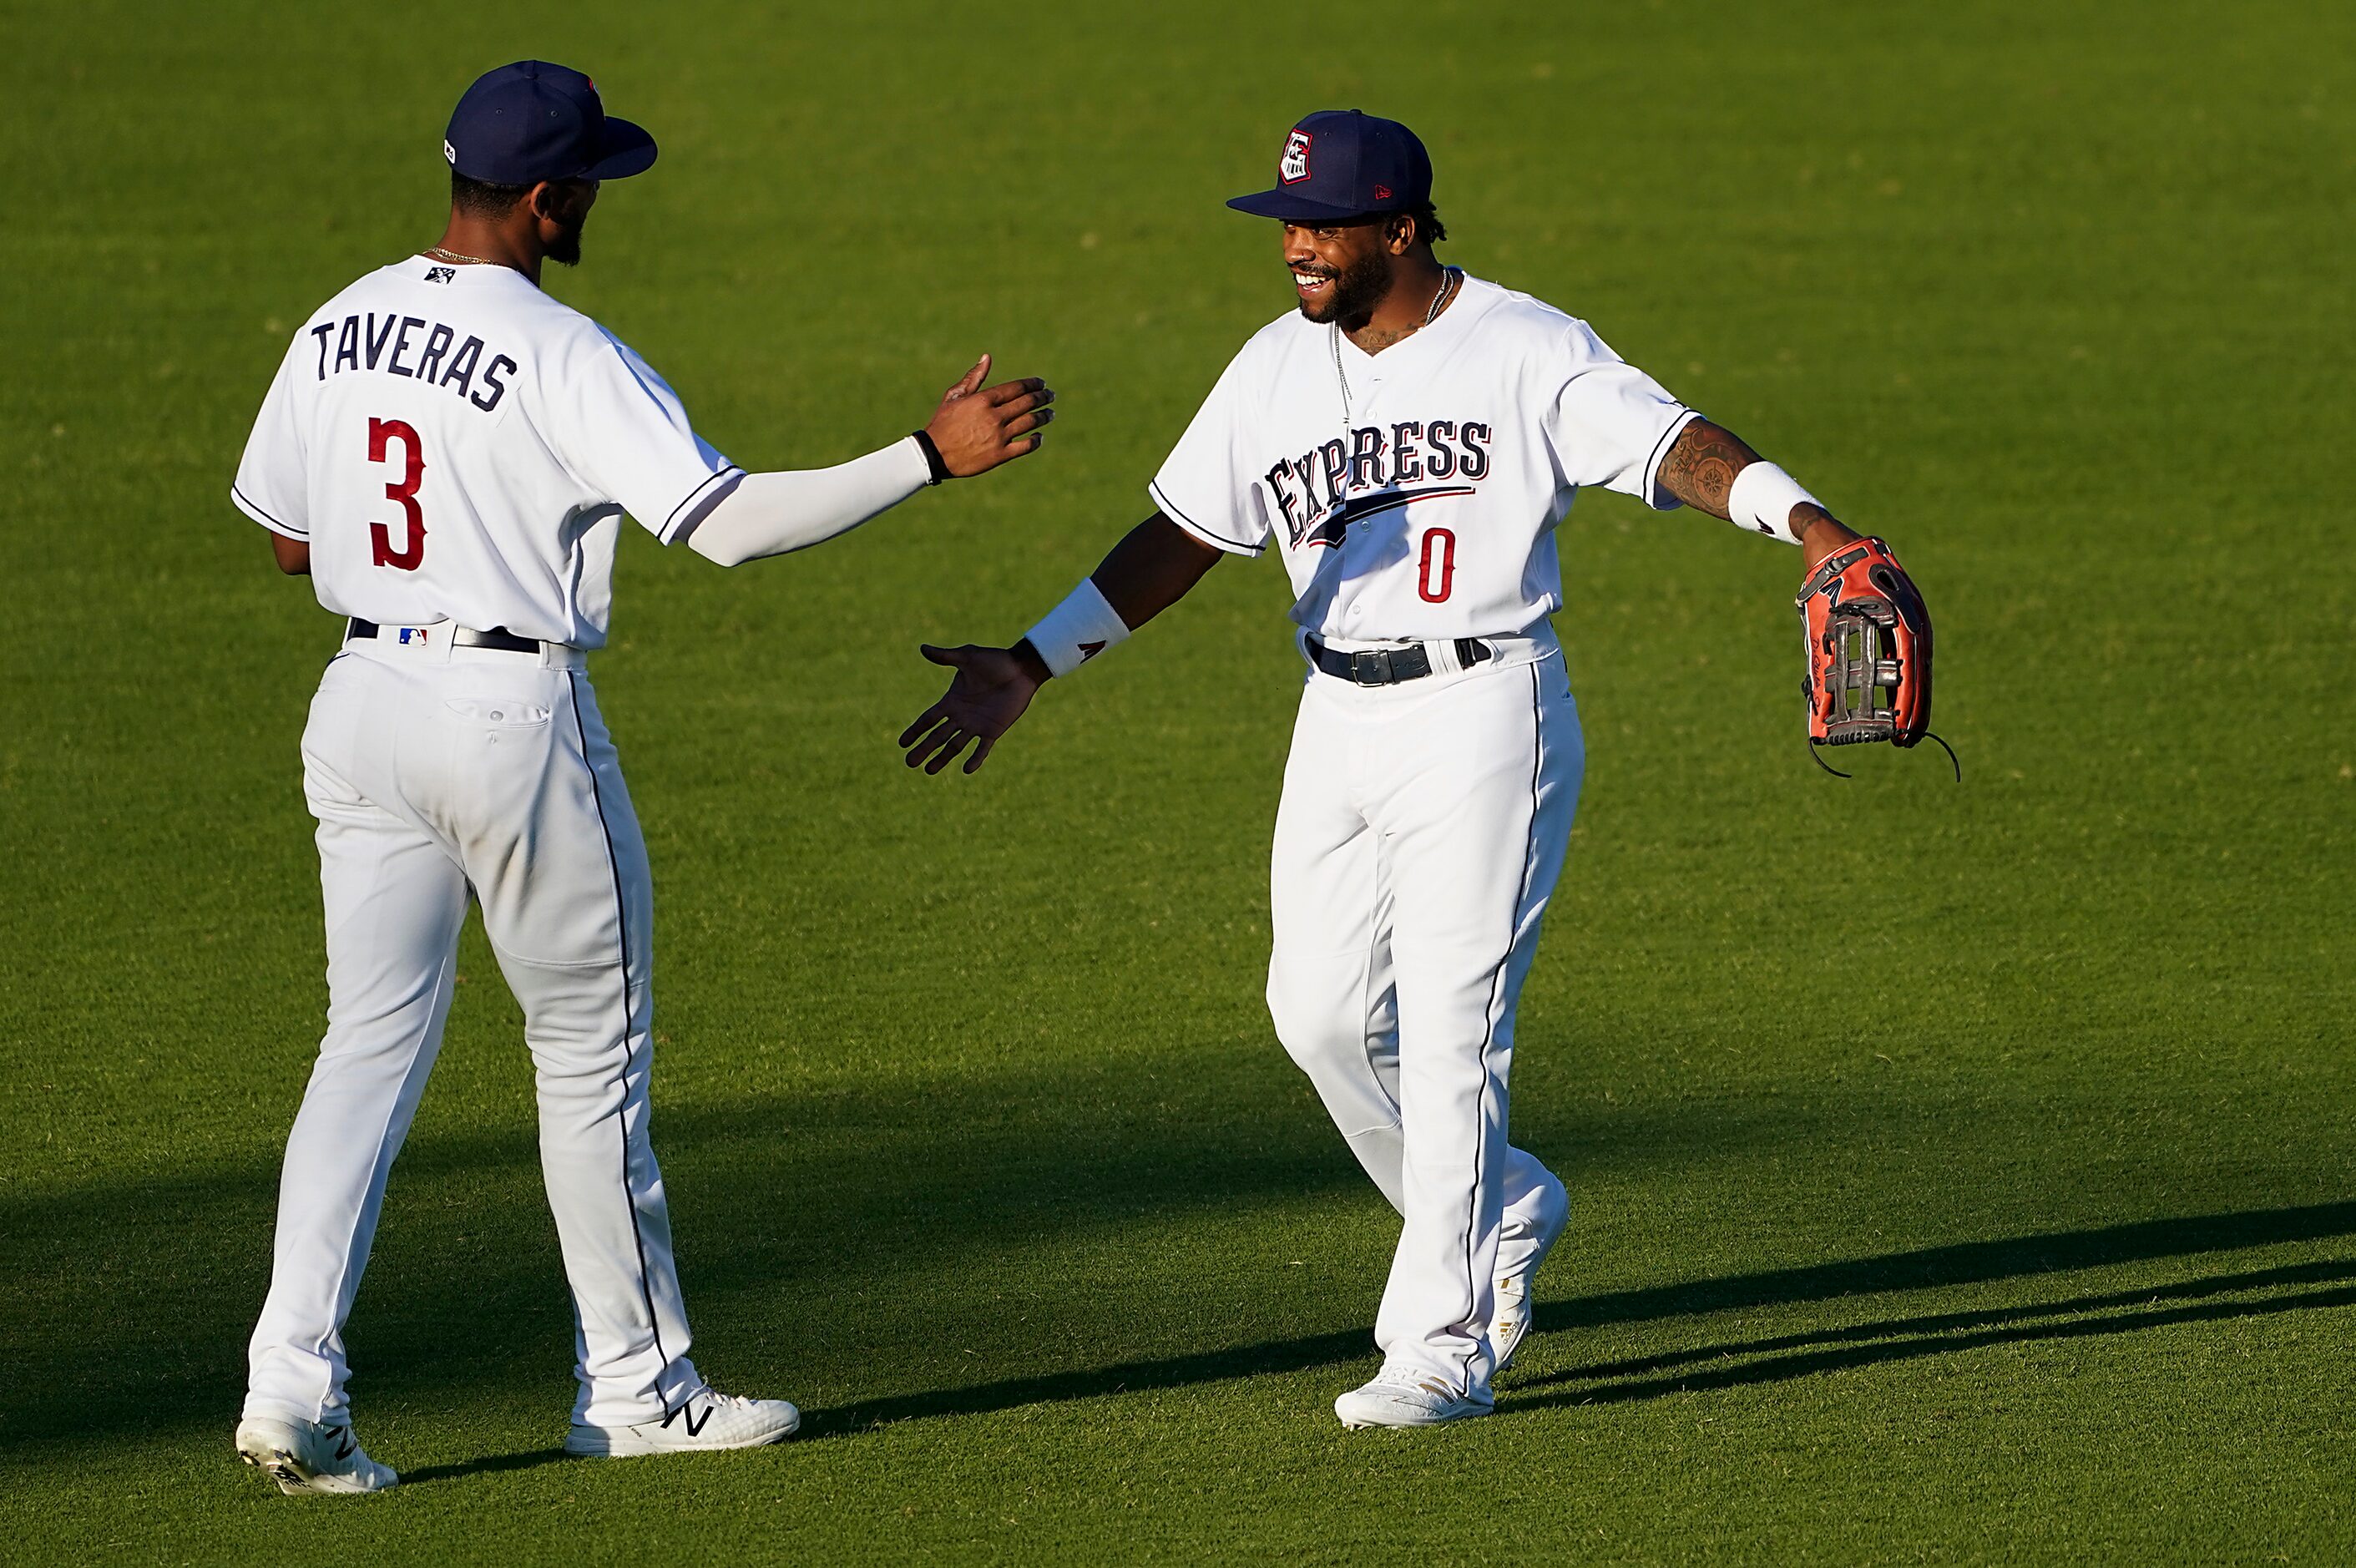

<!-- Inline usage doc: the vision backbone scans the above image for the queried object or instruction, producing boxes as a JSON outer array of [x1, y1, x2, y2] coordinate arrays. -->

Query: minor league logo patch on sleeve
[[1281, 129, 1313, 185]]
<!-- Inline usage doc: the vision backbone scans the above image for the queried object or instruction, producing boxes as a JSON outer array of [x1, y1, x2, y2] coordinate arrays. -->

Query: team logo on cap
[[1280, 129, 1312, 185]]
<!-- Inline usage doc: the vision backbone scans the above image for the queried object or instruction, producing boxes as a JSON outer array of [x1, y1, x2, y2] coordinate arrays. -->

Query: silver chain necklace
[[1330, 266, 1459, 429]]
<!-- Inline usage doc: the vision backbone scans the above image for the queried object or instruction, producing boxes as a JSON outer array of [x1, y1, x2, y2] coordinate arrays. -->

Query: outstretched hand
[[924, 354, 1055, 478], [898, 643, 1045, 775]]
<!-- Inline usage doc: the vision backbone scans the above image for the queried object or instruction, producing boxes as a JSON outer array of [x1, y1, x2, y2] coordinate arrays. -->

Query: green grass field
[[5, 0, 2353, 1559]]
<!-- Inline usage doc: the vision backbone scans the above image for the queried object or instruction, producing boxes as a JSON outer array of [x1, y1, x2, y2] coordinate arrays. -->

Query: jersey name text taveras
[[310, 311, 518, 413]]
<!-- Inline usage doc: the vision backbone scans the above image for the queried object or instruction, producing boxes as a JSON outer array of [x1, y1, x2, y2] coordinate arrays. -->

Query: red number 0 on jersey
[[367, 417, 427, 570], [1418, 526, 1456, 603]]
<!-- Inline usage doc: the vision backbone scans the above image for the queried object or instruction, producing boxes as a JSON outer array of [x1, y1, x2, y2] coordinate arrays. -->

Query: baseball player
[[230, 61, 1052, 1494], [902, 109, 1929, 1428]]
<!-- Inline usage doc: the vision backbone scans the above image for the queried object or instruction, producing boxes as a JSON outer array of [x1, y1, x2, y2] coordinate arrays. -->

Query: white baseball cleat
[[1333, 1368, 1495, 1429], [1493, 1171, 1570, 1374], [235, 1414, 398, 1496], [565, 1388, 801, 1457]]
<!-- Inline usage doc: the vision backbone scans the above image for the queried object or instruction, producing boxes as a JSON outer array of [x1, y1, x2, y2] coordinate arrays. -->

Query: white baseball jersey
[[1149, 273, 1698, 642], [232, 255, 738, 647]]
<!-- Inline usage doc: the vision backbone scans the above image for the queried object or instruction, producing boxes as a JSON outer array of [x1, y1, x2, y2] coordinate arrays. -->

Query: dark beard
[[1298, 248, 1393, 324], [547, 215, 585, 267]]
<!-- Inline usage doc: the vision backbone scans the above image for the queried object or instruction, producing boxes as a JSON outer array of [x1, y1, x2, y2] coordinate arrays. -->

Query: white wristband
[[1024, 578, 1130, 678], [1727, 461, 1820, 547]]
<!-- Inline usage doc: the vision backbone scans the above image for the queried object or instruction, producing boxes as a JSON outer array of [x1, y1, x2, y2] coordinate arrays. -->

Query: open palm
[[897, 644, 1043, 775]]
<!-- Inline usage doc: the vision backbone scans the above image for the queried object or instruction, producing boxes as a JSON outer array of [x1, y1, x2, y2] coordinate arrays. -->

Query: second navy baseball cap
[[443, 61, 656, 185], [1226, 109, 1433, 222]]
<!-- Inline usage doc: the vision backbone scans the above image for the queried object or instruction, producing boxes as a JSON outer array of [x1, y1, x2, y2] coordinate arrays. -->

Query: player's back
[[234, 256, 736, 648]]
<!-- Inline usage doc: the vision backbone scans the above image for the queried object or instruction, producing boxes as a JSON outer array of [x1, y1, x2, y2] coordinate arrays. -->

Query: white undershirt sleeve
[[680, 438, 933, 565]]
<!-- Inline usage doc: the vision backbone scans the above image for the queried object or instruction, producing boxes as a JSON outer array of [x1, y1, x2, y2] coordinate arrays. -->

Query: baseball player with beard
[[230, 61, 1052, 1493], [902, 109, 1914, 1428]]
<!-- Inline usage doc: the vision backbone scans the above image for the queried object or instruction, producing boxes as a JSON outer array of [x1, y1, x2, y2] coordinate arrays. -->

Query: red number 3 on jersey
[[367, 417, 427, 570]]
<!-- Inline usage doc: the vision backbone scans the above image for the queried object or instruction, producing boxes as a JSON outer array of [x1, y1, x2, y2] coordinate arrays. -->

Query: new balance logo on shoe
[[660, 1402, 714, 1438], [565, 1389, 800, 1457]]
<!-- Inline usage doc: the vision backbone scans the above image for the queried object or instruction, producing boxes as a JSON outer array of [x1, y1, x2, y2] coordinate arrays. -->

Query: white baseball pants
[[244, 639, 702, 1428], [1266, 638, 1581, 1399]]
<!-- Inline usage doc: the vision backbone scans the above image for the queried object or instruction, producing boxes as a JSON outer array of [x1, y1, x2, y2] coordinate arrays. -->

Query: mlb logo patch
[[1281, 129, 1313, 185], [426, 266, 456, 284], [397, 627, 430, 645]]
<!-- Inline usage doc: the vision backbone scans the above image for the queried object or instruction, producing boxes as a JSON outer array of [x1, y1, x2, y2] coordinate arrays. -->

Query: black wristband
[[911, 429, 952, 486]]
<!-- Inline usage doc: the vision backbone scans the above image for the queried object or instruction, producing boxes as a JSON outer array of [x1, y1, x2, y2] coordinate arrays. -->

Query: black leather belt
[[1306, 635, 1493, 686], [346, 618, 544, 655]]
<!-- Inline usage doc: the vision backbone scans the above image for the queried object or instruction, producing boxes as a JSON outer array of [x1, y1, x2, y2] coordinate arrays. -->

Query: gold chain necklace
[[422, 245, 503, 267]]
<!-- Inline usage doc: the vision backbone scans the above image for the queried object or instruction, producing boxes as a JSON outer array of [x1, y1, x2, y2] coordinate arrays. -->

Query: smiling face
[[1282, 218, 1398, 324]]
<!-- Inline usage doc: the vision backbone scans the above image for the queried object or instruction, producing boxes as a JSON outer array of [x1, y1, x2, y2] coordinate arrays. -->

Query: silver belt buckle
[[1350, 649, 1390, 685]]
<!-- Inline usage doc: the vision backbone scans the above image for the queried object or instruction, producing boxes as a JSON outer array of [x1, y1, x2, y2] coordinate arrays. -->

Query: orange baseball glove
[[1796, 537, 1949, 774]]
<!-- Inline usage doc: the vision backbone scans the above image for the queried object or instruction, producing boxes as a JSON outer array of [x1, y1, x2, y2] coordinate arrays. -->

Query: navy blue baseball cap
[[442, 61, 656, 186], [1226, 109, 1433, 222]]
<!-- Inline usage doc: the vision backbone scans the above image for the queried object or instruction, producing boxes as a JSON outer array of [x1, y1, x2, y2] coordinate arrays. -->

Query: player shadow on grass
[[0, 1069, 1368, 1459], [397, 1446, 573, 1487], [10, 1142, 2353, 1459], [1508, 1257, 2356, 1413], [797, 1201, 2356, 1434]]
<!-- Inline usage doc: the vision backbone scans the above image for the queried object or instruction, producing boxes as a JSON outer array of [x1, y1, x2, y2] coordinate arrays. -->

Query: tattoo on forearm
[[1655, 419, 1761, 520]]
